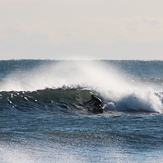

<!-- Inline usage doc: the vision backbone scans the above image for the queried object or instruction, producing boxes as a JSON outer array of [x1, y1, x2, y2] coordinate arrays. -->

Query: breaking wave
[[0, 60, 162, 114]]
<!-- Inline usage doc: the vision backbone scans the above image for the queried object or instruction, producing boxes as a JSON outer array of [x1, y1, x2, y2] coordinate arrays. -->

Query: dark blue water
[[0, 60, 163, 163]]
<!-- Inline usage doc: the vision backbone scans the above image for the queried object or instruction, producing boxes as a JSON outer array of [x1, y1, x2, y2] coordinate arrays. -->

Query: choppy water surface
[[0, 60, 163, 163]]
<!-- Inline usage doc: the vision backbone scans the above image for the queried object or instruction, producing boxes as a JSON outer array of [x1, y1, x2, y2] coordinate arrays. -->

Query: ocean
[[0, 60, 163, 163]]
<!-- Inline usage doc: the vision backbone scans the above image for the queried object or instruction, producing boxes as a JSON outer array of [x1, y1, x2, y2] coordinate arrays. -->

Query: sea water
[[0, 60, 163, 163]]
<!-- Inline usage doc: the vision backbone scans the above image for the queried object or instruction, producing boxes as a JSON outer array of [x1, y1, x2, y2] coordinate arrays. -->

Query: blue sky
[[0, 0, 163, 60]]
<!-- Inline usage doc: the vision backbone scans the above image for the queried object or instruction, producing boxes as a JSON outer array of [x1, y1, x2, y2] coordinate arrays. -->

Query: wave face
[[0, 60, 163, 114], [0, 88, 91, 115]]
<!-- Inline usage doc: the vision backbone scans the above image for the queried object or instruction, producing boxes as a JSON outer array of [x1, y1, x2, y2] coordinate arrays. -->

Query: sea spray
[[0, 60, 128, 91], [0, 142, 86, 163]]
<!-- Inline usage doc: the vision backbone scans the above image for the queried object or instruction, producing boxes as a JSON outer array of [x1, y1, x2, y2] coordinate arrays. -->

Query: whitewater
[[0, 60, 163, 163]]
